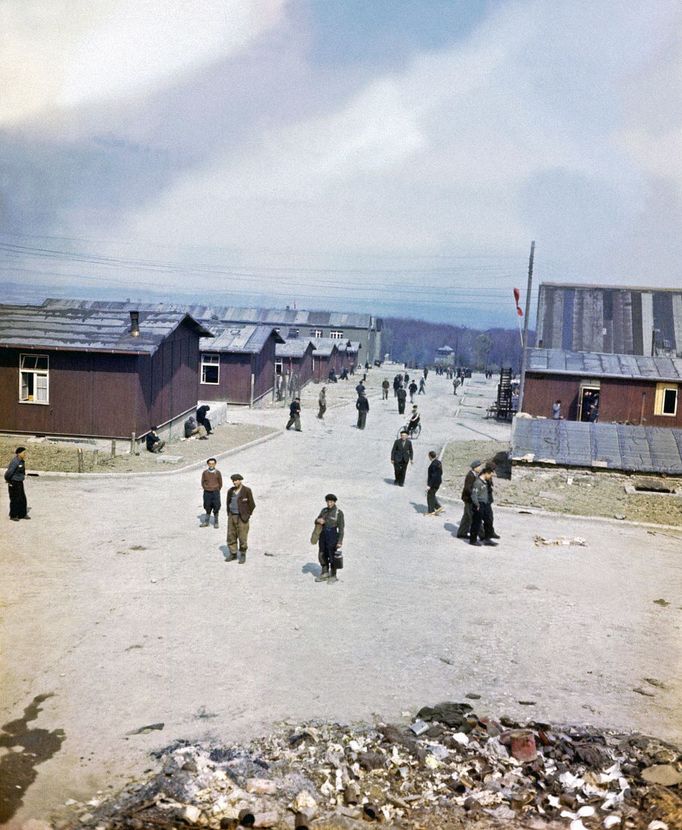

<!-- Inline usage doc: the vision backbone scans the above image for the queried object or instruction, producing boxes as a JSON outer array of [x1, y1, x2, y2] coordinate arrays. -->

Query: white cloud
[[0, 0, 286, 124]]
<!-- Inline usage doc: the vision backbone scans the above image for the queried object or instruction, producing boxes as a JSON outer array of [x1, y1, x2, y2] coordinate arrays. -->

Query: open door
[[579, 385, 600, 422]]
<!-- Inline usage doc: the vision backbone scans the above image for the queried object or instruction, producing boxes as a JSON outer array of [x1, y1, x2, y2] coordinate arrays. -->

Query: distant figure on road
[[393, 374, 402, 397], [196, 404, 213, 435], [453, 377, 461, 395], [423, 367, 429, 379], [225, 473, 255, 563], [552, 399, 562, 420], [314, 493, 344, 583], [456, 460, 483, 539], [5, 446, 29, 521], [328, 368, 338, 383], [200, 457, 222, 528], [418, 377, 426, 395], [356, 392, 369, 429], [406, 405, 421, 436], [396, 385, 407, 415], [317, 386, 327, 419], [408, 381, 418, 403], [146, 427, 165, 453], [469, 466, 497, 547], [382, 378, 390, 399], [391, 429, 413, 486], [425, 450, 444, 516], [286, 397, 302, 431]]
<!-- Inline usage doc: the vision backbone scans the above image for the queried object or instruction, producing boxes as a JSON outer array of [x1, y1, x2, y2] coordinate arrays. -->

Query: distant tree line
[[381, 318, 529, 372]]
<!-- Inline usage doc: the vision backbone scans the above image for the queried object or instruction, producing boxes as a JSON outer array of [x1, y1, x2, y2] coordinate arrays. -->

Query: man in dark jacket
[[356, 392, 370, 429], [286, 397, 302, 431], [396, 385, 407, 415], [456, 459, 483, 538], [469, 466, 497, 546], [382, 379, 390, 399], [225, 474, 256, 563], [408, 380, 418, 403], [196, 405, 213, 435], [5, 447, 29, 521], [390, 430, 413, 486], [146, 428, 165, 453], [425, 450, 444, 515], [314, 493, 345, 583]]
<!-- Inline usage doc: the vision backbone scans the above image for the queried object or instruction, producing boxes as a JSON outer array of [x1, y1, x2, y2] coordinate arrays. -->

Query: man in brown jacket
[[200, 457, 223, 528], [226, 474, 256, 563]]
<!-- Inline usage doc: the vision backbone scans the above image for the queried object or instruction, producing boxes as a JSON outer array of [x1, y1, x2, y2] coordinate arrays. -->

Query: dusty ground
[[441, 440, 682, 527], [1, 368, 681, 829]]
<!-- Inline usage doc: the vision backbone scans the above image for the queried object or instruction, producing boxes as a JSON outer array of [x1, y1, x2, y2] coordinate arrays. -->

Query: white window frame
[[330, 330, 344, 339], [654, 383, 678, 417], [201, 353, 220, 385], [19, 353, 49, 404], [310, 329, 323, 338]]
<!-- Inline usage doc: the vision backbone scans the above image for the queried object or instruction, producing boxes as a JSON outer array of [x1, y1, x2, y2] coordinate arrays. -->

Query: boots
[[327, 569, 338, 584], [213, 516, 219, 529], [315, 568, 329, 582], [238, 551, 246, 564], [200, 515, 209, 527]]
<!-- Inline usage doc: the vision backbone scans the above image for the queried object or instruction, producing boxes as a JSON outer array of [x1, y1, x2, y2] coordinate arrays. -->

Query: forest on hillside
[[382, 317, 527, 371]]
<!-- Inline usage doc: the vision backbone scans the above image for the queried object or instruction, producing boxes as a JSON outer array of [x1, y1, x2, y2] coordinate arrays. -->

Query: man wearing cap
[[4, 447, 29, 521], [390, 429, 414, 486], [356, 391, 369, 429], [225, 474, 256, 563], [456, 460, 484, 539], [314, 494, 345, 583], [469, 465, 497, 546], [286, 397, 302, 431]]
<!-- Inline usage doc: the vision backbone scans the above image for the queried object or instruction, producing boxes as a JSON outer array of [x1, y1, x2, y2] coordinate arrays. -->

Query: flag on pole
[[513, 288, 523, 317]]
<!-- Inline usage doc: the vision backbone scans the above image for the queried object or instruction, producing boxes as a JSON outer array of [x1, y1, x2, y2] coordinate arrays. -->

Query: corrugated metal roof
[[527, 348, 682, 382], [43, 299, 374, 329], [276, 340, 314, 358], [200, 324, 283, 353], [0, 304, 212, 355], [511, 417, 682, 474]]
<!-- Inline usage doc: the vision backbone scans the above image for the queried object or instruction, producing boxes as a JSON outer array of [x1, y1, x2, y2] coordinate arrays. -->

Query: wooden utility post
[[517, 241, 535, 413]]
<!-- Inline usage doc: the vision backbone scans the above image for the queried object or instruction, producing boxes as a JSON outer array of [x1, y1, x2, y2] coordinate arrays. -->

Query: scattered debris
[[653, 599, 670, 607], [128, 723, 165, 735], [58, 704, 682, 830], [644, 678, 667, 690], [533, 535, 588, 547], [633, 688, 656, 698]]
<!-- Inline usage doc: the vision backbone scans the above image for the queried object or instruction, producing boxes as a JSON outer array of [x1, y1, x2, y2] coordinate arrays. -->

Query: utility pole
[[517, 241, 535, 413]]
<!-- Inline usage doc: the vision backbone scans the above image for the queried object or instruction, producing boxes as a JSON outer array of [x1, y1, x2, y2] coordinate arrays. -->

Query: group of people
[[456, 459, 500, 546], [147, 405, 214, 453], [199, 461, 255, 563]]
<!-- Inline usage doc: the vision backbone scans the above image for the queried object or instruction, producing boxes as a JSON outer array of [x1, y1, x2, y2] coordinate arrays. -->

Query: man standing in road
[[425, 450, 444, 516], [314, 493, 345, 584], [317, 386, 327, 420], [456, 460, 483, 538], [286, 397, 302, 431], [5, 447, 29, 521], [226, 474, 256, 563], [391, 429, 413, 486], [356, 391, 370, 429], [382, 378, 390, 400], [396, 385, 407, 415], [408, 380, 418, 403], [200, 457, 223, 528], [469, 466, 497, 546]]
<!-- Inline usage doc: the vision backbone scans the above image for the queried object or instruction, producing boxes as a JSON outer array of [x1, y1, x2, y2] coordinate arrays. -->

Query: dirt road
[[1, 368, 681, 827]]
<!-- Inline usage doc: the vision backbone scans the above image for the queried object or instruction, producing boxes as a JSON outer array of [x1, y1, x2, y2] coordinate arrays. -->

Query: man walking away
[[146, 428, 165, 453], [382, 378, 390, 400], [318, 386, 327, 419], [200, 457, 223, 528], [356, 392, 369, 429], [456, 460, 483, 538], [469, 466, 497, 546], [5, 446, 29, 521], [226, 474, 255, 563], [391, 429, 413, 486], [396, 385, 407, 415], [286, 397, 302, 431], [196, 404, 213, 435], [426, 450, 444, 516], [408, 380, 418, 403], [418, 377, 426, 395]]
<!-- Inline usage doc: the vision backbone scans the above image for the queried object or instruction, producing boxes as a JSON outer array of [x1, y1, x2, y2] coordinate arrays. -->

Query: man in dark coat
[[225, 474, 256, 563], [314, 493, 345, 583], [408, 380, 418, 403], [396, 385, 407, 415], [425, 450, 444, 516], [382, 379, 390, 400], [146, 428, 165, 453], [390, 430, 413, 486], [456, 460, 483, 538], [5, 447, 29, 521], [469, 466, 497, 546], [356, 392, 370, 429], [286, 397, 302, 431], [196, 404, 213, 435]]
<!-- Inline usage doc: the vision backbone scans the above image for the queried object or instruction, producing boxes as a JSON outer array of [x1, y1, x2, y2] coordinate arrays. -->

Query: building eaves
[[527, 348, 682, 383]]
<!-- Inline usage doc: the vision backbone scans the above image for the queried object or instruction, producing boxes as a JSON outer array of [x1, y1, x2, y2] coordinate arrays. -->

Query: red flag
[[513, 288, 523, 317]]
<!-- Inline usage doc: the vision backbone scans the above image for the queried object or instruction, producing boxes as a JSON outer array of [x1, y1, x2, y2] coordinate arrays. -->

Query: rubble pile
[[59, 703, 681, 830]]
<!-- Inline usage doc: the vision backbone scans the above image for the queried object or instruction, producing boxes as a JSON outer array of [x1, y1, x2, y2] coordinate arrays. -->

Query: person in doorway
[[356, 392, 369, 429], [469, 466, 497, 546], [286, 397, 302, 431], [200, 457, 223, 528], [225, 474, 255, 563], [382, 378, 390, 400], [425, 450, 444, 516], [196, 404, 213, 435], [396, 385, 407, 415], [317, 386, 327, 419], [456, 460, 484, 538], [5, 446, 29, 521], [391, 429, 413, 486], [551, 399, 562, 420], [314, 493, 345, 583], [146, 427, 165, 453]]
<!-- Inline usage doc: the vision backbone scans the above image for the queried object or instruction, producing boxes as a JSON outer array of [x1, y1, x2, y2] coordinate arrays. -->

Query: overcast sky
[[1, 0, 680, 325]]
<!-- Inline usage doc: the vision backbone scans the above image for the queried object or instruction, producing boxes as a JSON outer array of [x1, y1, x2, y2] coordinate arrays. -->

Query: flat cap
[[470, 459, 482, 468], [231, 473, 244, 480]]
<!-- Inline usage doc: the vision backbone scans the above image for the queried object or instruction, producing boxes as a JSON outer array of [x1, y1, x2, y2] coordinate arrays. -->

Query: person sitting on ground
[[328, 368, 338, 383], [184, 415, 200, 439], [146, 427, 165, 453]]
